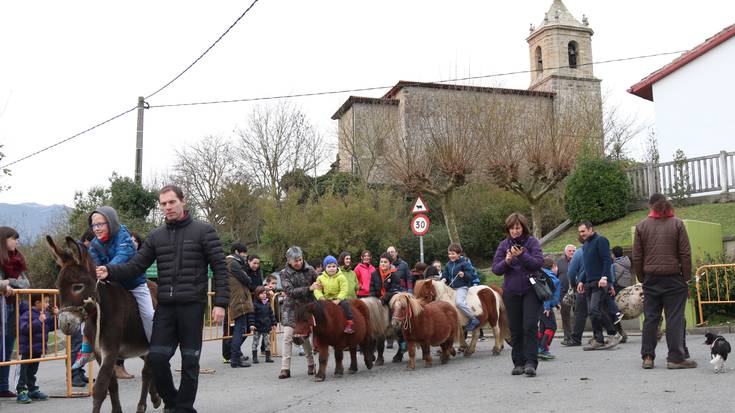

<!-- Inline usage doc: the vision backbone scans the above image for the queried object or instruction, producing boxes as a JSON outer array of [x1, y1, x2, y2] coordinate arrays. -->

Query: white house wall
[[652, 36, 735, 160]]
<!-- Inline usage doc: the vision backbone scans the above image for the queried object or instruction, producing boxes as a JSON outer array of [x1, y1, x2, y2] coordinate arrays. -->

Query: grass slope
[[543, 202, 735, 253]]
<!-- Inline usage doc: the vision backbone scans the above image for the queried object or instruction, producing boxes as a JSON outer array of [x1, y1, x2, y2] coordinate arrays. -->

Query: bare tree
[[480, 95, 600, 238], [236, 102, 326, 201], [0, 143, 10, 192], [338, 105, 397, 187], [602, 95, 646, 161], [383, 91, 485, 245], [172, 135, 239, 224]]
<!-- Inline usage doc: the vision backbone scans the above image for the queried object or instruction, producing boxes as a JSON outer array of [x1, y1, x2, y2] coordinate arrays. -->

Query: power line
[[0, 107, 137, 169], [0, 1, 261, 169], [149, 49, 688, 109], [145, 0, 261, 99]]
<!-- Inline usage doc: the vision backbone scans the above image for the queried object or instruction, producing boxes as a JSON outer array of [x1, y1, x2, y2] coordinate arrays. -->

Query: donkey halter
[[60, 279, 106, 351]]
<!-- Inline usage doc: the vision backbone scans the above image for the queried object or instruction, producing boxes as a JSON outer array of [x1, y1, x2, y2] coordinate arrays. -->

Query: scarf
[[648, 209, 675, 218], [379, 267, 396, 296], [2, 250, 27, 279]]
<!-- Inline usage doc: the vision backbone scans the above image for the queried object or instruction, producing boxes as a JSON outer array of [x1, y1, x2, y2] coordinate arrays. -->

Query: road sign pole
[[419, 235, 424, 263]]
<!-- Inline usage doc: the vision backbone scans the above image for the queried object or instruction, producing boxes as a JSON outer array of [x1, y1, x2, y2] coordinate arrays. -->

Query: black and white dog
[[704, 332, 731, 373]]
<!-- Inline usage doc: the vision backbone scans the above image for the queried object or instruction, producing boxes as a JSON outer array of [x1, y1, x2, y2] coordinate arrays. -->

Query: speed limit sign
[[411, 213, 430, 236]]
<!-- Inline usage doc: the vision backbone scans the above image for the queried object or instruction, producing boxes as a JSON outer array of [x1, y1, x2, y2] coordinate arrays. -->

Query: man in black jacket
[[96, 185, 228, 413], [387, 246, 412, 293]]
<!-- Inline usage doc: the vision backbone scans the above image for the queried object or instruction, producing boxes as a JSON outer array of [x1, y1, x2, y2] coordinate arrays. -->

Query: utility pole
[[134, 96, 147, 185]]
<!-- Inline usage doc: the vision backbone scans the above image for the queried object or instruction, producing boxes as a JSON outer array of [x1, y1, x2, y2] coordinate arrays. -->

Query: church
[[332, 0, 603, 183]]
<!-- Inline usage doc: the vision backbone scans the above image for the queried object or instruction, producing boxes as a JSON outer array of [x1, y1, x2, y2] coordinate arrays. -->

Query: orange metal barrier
[[0, 289, 91, 397], [694, 264, 735, 325]]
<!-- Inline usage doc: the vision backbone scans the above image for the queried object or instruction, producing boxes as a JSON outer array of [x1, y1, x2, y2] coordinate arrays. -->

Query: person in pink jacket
[[354, 250, 376, 298]]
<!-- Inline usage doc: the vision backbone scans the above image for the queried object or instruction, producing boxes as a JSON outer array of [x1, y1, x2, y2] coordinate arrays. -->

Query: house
[[628, 24, 735, 159]]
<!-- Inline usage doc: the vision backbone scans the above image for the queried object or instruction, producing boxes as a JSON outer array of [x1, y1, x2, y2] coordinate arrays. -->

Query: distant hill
[[0, 202, 71, 242]]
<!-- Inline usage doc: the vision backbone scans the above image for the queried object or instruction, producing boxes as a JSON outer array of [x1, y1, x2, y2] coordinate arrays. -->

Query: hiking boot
[[265, 351, 274, 363], [72, 375, 88, 388], [344, 321, 355, 334], [16, 390, 31, 404], [642, 356, 654, 369], [538, 350, 555, 360], [524, 365, 537, 377], [603, 334, 621, 349], [252, 350, 259, 364], [561, 339, 581, 347], [28, 390, 48, 401], [667, 359, 697, 369], [511, 365, 525, 376], [231, 357, 251, 368], [583, 340, 606, 351], [278, 369, 291, 379], [221, 357, 230, 364], [114, 364, 134, 379]]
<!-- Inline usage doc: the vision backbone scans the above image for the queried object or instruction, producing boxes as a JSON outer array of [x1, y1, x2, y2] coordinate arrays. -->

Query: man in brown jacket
[[226, 243, 253, 368], [633, 193, 696, 370]]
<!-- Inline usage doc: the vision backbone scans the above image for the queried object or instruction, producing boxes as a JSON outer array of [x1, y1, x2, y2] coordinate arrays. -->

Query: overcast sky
[[1, 0, 733, 206]]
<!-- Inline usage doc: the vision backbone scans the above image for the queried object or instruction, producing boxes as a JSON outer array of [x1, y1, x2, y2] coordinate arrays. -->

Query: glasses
[[90, 222, 108, 229]]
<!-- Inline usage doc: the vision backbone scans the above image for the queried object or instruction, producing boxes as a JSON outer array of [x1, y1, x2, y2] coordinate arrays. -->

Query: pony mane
[[312, 300, 328, 325], [431, 280, 454, 301], [389, 292, 423, 317]]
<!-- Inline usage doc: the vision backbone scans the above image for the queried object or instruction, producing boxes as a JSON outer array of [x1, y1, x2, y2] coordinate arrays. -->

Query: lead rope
[[83, 279, 104, 353], [403, 298, 413, 333]]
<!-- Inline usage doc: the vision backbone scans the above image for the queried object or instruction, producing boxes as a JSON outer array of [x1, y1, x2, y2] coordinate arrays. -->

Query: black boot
[[252, 350, 259, 364], [265, 351, 273, 363]]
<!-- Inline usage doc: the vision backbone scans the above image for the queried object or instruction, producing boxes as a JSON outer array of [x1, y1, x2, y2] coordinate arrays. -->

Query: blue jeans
[[1, 303, 17, 392], [229, 316, 248, 361], [454, 287, 474, 319]]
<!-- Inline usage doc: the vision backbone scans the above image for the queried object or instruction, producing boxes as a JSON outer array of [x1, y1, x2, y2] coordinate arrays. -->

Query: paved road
[[1, 332, 733, 412]]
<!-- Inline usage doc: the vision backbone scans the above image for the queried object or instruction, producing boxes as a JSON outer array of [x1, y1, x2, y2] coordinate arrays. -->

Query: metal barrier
[[695, 264, 735, 325], [0, 289, 92, 398], [205, 292, 281, 357]]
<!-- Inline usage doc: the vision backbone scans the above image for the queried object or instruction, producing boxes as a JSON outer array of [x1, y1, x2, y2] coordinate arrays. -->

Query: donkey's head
[[46, 235, 97, 335]]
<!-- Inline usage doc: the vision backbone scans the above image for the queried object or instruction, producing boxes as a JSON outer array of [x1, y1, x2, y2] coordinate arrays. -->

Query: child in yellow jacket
[[314, 255, 355, 334]]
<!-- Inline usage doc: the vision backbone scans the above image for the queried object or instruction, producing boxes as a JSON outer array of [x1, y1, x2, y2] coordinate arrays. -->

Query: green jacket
[[340, 268, 359, 299], [314, 271, 349, 301]]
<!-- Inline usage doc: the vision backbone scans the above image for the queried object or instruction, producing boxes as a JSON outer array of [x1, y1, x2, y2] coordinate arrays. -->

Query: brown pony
[[389, 292, 460, 370], [294, 299, 374, 382], [47, 236, 160, 413], [414, 278, 510, 356]]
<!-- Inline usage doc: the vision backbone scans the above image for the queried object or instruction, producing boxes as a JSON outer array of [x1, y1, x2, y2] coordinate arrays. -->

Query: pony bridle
[[392, 300, 413, 332]]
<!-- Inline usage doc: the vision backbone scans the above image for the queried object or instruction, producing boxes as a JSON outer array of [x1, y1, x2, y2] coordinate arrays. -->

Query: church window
[[535, 46, 543, 73], [568, 41, 578, 69]]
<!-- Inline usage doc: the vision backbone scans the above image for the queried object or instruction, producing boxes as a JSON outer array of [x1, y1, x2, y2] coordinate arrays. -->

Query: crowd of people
[[0, 187, 699, 411]]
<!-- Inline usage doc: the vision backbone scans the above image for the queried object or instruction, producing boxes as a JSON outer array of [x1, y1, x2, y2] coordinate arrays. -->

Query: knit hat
[[323, 255, 338, 268]]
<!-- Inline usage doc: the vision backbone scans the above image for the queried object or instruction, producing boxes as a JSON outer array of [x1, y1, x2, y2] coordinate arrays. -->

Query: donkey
[[414, 279, 510, 356], [47, 236, 160, 413]]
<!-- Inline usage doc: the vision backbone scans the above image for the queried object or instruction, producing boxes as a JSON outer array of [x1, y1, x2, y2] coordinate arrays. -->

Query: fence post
[[646, 162, 657, 197], [720, 150, 729, 193]]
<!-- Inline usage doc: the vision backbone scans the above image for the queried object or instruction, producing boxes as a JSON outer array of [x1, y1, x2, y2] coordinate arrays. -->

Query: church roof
[[528, 0, 592, 40], [628, 23, 735, 101], [382, 81, 555, 99], [331, 96, 399, 120]]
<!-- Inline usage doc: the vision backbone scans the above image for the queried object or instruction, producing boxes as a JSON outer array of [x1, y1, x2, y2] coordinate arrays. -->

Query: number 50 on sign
[[411, 214, 430, 236]]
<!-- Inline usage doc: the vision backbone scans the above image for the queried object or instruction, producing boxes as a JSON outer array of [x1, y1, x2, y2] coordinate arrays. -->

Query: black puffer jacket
[[106, 213, 229, 307]]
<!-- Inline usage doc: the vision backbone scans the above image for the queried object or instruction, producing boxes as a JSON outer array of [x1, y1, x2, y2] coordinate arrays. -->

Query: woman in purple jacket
[[492, 213, 544, 377]]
